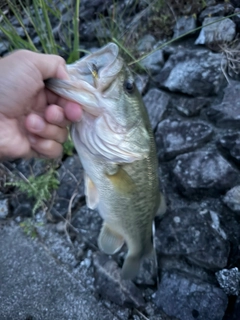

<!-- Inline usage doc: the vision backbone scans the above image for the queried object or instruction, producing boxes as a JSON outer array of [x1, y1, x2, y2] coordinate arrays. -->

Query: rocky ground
[[0, 0, 240, 319]]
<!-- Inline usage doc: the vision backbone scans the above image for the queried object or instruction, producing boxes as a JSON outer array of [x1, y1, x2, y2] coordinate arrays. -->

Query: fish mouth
[[45, 43, 123, 117]]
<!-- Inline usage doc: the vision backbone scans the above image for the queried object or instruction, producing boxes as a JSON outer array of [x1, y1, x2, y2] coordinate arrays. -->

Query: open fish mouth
[[45, 43, 123, 117]]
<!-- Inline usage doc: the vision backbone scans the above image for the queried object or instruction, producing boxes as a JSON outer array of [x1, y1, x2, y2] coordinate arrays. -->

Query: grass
[[0, 0, 80, 60]]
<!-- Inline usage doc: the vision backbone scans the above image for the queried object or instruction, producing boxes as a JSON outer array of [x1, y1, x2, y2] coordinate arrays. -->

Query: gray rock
[[173, 16, 197, 38], [199, 3, 234, 21], [154, 271, 228, 320], [145, 302, 179, 320], [218, 133, 240, 164], [156, 207, 229, 270], [71, 205, 102, 248], [0, 198, 8, 219], [0, 40, 9, 56], [216, 267, 240, 295], [50, 155, 84, 219], [79, 0, 114, 21], [0, 225, 118, 320], [140, 49, 164, 76], [173, 151, 239, 196], [135, 74, 149, 94], [223, 185, 240, 213], [143, 89, 170, 130], [156, 119, 212, 161], [36, 223, 79, 268], [154, 48, 226, 96], [195, 17, 236, 46], [207, 81, 240, 128], [135, 255, 158, 286], [228, 296, 240, 320], [173, 96, 210, 116], [93, 253, 144, 308], [137, 34, 156, 52]]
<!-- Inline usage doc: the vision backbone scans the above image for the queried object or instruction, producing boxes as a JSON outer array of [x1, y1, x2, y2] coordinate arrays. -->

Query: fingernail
[[58, 64, 70, 80], [28, 115, 45, 132]]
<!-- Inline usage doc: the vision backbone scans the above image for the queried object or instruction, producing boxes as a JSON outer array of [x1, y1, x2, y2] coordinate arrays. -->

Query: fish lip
[[45, 42, 123, 117]]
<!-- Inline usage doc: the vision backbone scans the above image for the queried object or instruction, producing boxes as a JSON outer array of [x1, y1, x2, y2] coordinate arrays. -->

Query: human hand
[[0, 50, 82, 160]]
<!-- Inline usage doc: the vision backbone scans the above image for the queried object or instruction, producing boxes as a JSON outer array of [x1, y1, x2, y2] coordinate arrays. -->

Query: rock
[[233, 8, 240, 32], [218, 133, 240, 164], [11, 158, 48, 178], [0, 198, 8, 219], [228, 296, 240, 320], [93, 253, 144, 308], [145, 302, 179, 320], [36, 223, 79, 268], [137, 34, 156, 53], [173, 16, 197, 38], [156, 207, 229, 270], [199, 3, 234, 21], [216, 267, 240, 295], [50, 155, 84, 219], [0, 225, 118, 320], [143, 89, 170, 130], [173, 151, 239, 196], [154, 48, 226, 96], [207, 81, 240, 128], [0, 40, 9, 56], [135, 255, 158, 286], [173, 96, 210, 117], [154, 270, 228, 320], [195, 17, 236, 47], [156, 119, 212, 161], [71, 205, 102, 248], [140, 49, 164, 76], [223, 186, 240, 213], [79, 0, 113, 21], [135, 74, 149, 94]]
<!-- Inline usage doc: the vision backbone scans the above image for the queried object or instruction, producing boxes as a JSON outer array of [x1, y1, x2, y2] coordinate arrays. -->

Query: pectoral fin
[[84, 173, 99, 209], [156, 192, 167, 217], [106, 166, 136, 195], [98, 223, 124, 255]]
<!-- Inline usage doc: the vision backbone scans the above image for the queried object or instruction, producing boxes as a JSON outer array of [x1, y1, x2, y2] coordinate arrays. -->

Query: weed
[[6, 166, 59, 214], [63, 133, 75, 157], [20, 218, 44, 238]]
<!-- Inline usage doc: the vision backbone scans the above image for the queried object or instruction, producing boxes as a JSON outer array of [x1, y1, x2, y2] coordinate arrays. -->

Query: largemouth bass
[[45, 43, 166, 280]]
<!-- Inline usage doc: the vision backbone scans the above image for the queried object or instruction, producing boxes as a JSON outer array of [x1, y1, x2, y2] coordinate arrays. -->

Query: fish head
[[45, 43, 150, 162]]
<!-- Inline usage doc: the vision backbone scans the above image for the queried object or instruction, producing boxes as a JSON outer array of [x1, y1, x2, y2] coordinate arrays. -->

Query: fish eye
[[124, 80, 134, 94]]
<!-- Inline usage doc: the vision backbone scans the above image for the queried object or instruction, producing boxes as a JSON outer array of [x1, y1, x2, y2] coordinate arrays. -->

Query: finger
[[28, 134, 63, 159], [44, 104, 70, 128], [25, 114, 68, 143], [64, 101, 83, 122], [46, 90, 82, 122], [30, 51, 69, 80]]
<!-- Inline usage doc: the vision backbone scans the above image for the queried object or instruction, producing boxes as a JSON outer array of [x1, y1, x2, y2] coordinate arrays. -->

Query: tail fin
[[121, 254, 142, 280]]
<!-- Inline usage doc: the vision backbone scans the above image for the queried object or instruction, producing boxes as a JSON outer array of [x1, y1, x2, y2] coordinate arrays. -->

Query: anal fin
[[98, 223, 124, 255]]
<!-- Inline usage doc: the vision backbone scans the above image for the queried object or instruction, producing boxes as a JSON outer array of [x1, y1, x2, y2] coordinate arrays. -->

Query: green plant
[[63, 133, 75, 156], [0, 0, 80, 61], [6, 167, 60, 214], [20, 218, 44, 238]]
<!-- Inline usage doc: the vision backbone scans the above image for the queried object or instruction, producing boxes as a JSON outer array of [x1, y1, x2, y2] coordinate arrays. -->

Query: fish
[[45, 43, 166, 280]]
